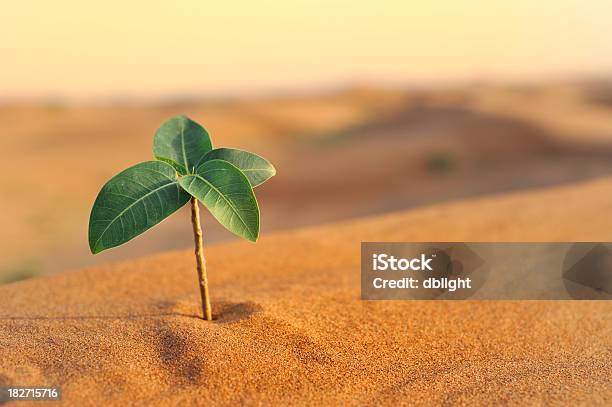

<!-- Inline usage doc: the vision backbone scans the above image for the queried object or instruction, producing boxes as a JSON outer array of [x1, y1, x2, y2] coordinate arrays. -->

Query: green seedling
[[88, 116, 275, 320]]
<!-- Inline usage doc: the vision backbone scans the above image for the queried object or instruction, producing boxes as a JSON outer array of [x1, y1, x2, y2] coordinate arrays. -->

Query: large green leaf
[[153, 115, 213, 174], [89, 161, 190, 254], [179, 159, 260, 242], [200, 148, 276, 187]]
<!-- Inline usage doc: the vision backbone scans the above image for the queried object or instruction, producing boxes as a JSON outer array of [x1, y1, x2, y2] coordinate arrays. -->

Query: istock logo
[[372, 253, 434, 271]]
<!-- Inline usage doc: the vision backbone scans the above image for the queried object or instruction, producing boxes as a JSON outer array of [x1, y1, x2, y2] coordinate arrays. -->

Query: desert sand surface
[[1, 177, 611, 406], [3, 83, 612, 282]]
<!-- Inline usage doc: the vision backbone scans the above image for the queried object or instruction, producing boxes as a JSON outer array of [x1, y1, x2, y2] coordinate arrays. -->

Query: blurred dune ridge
[[1, 83, 612, 280], [1, 177, 611, 405]]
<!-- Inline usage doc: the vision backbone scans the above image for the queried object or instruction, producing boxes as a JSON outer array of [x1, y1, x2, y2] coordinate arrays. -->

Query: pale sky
[[1, 0, 611, 100]]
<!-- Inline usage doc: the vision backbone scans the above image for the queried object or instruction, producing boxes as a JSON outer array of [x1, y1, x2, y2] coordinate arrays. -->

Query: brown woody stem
[[190, 197, 213, 320]]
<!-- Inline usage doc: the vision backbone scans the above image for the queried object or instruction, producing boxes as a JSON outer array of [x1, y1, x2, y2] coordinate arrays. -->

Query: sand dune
[[3, 84, 612, 281], [1, 178, 611, 405]]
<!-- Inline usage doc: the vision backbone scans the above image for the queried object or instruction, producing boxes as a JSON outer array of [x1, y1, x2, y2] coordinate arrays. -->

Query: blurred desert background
[[1, 0, 612, 283], [3, 83, 612, 283]]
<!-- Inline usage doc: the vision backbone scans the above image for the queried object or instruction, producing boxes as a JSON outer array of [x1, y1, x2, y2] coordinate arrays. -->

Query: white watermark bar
[[361, 242, 612, 300]]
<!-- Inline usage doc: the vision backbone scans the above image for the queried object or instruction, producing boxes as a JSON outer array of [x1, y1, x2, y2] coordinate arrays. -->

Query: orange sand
[[1, 178, 611, 405]]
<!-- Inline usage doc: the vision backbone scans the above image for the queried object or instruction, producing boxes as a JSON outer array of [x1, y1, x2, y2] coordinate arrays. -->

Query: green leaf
[[179, 159, 260, 242], [200, 148, 276, 187], [89, 161, 190, 254], [153, 115, 213, 174]]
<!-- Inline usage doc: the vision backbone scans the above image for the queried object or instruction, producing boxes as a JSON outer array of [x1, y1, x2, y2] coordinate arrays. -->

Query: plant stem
[[190, 197, 212, 320]]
